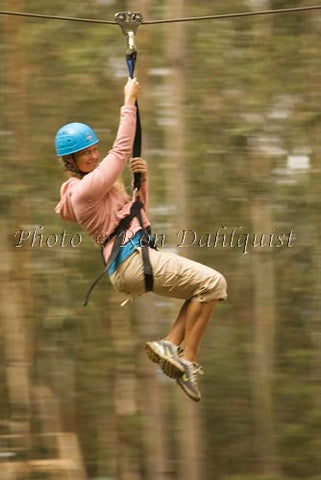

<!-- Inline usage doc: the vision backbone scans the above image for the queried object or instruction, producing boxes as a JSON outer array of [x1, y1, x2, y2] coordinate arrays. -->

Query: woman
[[55, 77, 227, 402]]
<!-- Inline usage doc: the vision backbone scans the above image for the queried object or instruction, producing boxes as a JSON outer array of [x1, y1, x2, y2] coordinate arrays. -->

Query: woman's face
[[74, 145, 100, 173]]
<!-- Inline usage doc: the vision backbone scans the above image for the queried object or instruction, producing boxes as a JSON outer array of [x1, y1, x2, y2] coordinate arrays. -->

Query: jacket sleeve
[[72, 105, 137, 202]]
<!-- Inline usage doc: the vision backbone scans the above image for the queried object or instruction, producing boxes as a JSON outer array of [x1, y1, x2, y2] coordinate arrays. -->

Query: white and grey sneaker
[[145, 339, 185, 378], [176, 358, 203, 402]]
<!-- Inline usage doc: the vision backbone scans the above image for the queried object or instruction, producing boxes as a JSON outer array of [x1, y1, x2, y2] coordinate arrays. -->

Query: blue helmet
[[55, 122, 99, 156]]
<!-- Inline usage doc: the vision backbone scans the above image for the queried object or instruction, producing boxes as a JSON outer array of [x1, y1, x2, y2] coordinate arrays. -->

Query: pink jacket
[[55, 105, 150, 262]]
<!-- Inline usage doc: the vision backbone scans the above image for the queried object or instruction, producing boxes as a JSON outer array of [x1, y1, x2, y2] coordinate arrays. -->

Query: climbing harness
[[84, 12, 154, 306], [83, 198, 154, 306]]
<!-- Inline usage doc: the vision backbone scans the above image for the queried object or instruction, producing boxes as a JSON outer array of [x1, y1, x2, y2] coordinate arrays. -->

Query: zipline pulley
[[115, 12, 143, 55]]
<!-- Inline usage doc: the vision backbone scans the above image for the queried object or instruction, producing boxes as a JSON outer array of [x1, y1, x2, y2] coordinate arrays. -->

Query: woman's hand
[[124, 77, 141, 105], [129, 157, 147, 182]]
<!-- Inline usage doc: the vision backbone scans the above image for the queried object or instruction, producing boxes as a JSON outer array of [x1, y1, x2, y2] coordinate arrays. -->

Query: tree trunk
[[129, 1, 171, 479], [107, 293, 141, 480], [164, 1, 203, 479], [2, 0, 32, 450], [249, 143, 280, 475], [250, 199, 279, 475]]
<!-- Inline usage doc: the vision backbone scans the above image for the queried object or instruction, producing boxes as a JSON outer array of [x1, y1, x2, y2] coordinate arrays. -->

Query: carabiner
[[115, 12, 144, 55]]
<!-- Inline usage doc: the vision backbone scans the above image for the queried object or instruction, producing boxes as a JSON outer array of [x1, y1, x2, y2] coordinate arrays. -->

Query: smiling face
[[73, 145, 100, 173]]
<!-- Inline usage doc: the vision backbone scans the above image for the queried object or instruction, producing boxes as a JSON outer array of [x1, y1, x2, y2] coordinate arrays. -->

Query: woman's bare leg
[[165, 300, 190, 345], [165, 299, 218, 362]]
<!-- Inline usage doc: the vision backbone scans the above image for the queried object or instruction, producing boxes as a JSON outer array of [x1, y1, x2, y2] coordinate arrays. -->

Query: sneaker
[[176, 359, 203, 402], [145, 339, 185, 378]]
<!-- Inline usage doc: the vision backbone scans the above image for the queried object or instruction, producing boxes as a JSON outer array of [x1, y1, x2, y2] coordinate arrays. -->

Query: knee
[[218, 273, 227, 291], [210, 272, 227, 301]]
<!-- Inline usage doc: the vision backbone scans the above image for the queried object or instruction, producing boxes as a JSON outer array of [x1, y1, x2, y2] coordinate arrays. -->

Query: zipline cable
[[0, 10, 116, 25], [0, 5, 320, 26], [143, 5, 321, 24]]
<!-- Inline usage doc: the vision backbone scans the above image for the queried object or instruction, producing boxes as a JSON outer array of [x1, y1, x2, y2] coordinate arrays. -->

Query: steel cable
[[0, 5, 320, 26]]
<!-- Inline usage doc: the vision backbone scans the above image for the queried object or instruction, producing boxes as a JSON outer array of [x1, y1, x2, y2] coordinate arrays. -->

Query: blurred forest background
[[0, 0, 320, 479]]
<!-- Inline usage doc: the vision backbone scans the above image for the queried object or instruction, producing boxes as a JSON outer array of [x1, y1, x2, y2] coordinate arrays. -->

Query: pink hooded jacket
[[55, 105, 150, 262]]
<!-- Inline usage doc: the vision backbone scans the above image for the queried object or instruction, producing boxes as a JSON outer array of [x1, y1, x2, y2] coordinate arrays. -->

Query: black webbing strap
[[126, 51, 141, 191], [133, 202, 154, 292], [141, 244, 154, 291], [101, 199, 144, 249], [126, 50, 154, 291]]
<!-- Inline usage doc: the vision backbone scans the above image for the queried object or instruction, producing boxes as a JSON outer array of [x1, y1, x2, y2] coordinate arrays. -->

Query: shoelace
[[177, 345, 184, 356], [188, 363, 204, 386], [192, 363, 204, 376]]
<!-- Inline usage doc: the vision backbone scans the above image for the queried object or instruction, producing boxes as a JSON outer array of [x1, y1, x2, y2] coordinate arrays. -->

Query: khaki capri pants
[[110, 247, 227, 303]]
